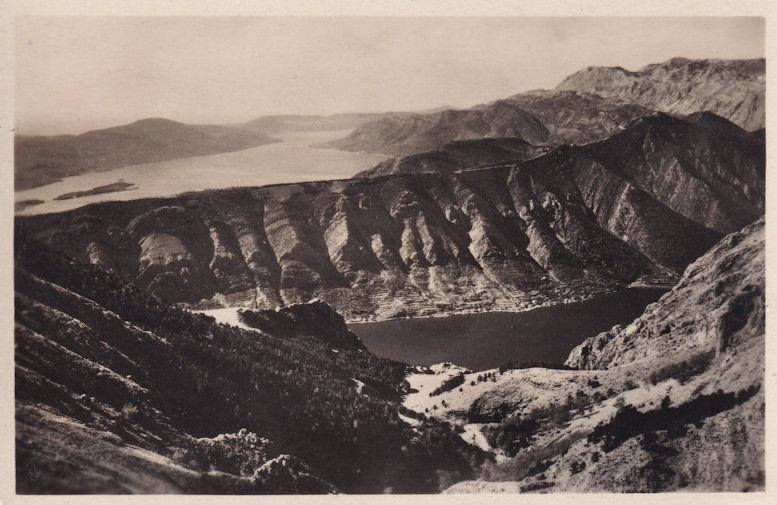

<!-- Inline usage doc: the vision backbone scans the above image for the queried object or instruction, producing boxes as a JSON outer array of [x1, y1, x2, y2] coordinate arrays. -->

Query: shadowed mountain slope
[[14, 238, 485, 493]]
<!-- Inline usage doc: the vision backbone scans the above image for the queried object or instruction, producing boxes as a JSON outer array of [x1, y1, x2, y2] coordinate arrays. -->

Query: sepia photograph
[[1, 1, 772, 499]]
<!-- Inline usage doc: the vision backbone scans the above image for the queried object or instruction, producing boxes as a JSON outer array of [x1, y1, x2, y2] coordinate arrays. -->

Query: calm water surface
[[15, 129, 388, 215], [349, 288, 668, 371]]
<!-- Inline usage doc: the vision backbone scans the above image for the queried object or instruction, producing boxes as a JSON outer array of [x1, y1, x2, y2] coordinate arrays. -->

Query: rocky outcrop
[[556, 58, 765, 131], [17, 113, 762, 319], [238, 300, 363, 350]]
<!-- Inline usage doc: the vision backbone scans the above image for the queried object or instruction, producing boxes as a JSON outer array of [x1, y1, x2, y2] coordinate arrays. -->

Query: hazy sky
[[15, 16, 764, 135]]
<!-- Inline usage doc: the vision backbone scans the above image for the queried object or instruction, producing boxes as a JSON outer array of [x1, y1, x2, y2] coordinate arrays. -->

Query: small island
[[54, 181, 136, 200]]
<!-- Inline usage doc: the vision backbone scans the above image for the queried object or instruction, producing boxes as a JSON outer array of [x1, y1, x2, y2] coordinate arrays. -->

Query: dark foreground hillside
[[14, 233, 486, 494]]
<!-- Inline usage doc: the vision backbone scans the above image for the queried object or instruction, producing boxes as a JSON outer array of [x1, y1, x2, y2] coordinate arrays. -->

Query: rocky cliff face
[[17, 113, 762, 320], [410, 218, 763, 493], [556, 58, 764, 131], [566, 217, 765, 370]]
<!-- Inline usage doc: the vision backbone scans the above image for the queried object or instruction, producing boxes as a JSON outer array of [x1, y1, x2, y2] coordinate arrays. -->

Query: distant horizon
[[16, 17, 764, 136]]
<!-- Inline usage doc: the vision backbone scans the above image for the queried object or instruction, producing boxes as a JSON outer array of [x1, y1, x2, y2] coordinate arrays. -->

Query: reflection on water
[[15, 129, 388, 215], [349, 288, 668, 371]]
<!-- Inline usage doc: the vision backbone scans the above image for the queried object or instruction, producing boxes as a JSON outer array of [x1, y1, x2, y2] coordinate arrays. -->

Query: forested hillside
[[15, 232, 485, 493]]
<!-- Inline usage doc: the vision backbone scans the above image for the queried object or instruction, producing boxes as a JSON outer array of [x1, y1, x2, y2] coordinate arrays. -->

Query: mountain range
[[324, 58, 764, 156], [14, 192, 765, 494], [16, 110, 764, 320], [16, 58, 764, 194], [556, 57, 765, 131]]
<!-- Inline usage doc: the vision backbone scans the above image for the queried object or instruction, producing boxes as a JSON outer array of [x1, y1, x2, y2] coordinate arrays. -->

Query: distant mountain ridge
[[15, 118, 279, 190], [239, 107, 455, 134], [324, 58, 764, 157], [239, 112, 403, 134], [15, 109, 450, 192]]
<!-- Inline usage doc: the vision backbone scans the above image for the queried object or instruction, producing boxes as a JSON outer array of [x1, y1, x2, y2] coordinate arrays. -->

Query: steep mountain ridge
[[16, 114, 763, 320], [556, 58, 765, 131], [15, 118, 279, 190]]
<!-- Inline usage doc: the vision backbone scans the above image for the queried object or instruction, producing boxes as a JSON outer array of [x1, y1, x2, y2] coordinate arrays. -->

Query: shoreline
[[192, 285, 672, 328], [345, 285, 671, 325]]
